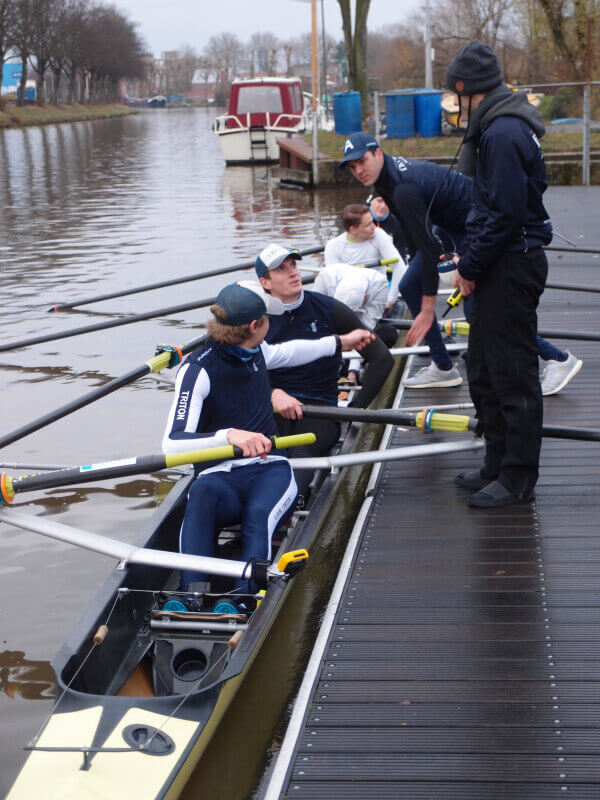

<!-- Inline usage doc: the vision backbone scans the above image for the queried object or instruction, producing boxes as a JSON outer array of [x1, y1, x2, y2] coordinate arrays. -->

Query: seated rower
[[162, 280, 373, 606], [256, 244, 393, 507], [324, 203, 407, 313], [314, 262, 398, 348]]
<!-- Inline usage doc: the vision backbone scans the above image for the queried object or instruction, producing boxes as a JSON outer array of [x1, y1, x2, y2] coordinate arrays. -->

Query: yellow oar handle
[[442, 320, 470, 337], [355, 257, 399, 269], [164, 433, 316, 469], [415, 409, 473, 434]]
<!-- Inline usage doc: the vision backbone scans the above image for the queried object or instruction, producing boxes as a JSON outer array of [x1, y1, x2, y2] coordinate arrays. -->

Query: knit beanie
[[445, 40, 503, 96]]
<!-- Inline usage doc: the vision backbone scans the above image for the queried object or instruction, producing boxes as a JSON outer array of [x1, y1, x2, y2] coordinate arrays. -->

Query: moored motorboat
[[213, 77, 306, 164]]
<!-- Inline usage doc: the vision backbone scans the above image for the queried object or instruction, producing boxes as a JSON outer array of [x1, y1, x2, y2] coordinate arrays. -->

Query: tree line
[[0, 0, 145, 106]]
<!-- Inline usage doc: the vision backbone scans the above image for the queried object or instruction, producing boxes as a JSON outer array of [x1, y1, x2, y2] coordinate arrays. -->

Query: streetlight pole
[[311, 0, 319, 184], [424, 0, 433, 88], [320, 0, 328, 115]]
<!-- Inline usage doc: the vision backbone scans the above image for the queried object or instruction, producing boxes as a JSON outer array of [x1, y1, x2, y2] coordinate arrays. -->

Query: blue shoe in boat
[[212, 600, 240, 615], [161, 599, 189, 613]]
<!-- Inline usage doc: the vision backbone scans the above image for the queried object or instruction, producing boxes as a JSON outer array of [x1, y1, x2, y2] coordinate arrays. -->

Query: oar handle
[[0, 433, 317, 503]]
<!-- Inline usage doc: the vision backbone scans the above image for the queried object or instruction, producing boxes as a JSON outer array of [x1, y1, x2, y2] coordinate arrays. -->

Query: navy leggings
[[179, 460, 297, 592], [399, 252, 453, 370]]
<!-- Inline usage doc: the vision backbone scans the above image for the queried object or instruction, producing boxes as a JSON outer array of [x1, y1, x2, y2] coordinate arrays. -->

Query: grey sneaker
[[541, 352, 583, 396], [403, 361, 463, 389]]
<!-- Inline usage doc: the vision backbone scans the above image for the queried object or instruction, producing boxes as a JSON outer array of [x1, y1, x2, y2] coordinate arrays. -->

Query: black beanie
[[445, 40, 503, 96]]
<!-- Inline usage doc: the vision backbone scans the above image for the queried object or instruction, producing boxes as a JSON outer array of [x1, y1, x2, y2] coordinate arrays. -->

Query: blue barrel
[[414, 89, 442, 137], [385, 91, 415, 138], [333, 91, 362, 136]]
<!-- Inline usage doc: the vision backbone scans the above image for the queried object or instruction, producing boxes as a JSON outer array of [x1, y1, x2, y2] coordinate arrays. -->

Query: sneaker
[[403, 362, 463, 389], [541, 352, 583, 396]]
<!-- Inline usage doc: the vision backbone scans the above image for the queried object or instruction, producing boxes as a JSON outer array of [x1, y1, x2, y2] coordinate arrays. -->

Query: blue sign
[[2, 62, 22, 88]]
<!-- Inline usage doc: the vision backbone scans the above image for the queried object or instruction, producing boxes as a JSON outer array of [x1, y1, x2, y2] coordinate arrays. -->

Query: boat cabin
[[226, 77, 304, 130]]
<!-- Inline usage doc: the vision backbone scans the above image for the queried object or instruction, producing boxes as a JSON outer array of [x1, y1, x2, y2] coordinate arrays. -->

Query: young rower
[[162, 280, 372, 607], [256, 244, 393, 506]]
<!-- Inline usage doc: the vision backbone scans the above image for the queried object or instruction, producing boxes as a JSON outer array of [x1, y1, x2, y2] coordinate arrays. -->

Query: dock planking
[[266, 196, 600, 798]]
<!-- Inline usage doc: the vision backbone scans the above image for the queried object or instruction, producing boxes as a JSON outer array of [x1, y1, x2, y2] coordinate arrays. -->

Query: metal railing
[[212, 111, 304, 134]]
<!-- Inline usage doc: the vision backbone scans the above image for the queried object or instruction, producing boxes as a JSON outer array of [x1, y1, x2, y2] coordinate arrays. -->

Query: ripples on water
[[0, 108, 362, 794]]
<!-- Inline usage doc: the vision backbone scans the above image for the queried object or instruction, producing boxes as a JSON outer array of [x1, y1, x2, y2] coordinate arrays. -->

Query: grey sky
[[115, 0, 422, 58]]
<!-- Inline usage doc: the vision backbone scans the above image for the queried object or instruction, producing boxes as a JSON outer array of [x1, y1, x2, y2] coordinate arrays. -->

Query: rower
[[256, 244, 393, 507], [162, 280, 373, 610], [324, 203, 407, 314]]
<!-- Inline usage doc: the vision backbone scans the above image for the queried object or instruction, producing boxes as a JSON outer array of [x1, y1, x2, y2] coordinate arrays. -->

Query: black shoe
[[454, 469, 494, 490], [467, 480, 534, 508]]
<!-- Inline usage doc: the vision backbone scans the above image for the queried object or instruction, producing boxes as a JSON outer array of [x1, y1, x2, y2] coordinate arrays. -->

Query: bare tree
[[336, 0, 371, 111], [204, 32, 243, 99], [0, 0, 16, 82], [29, 0, 62, 105], [10, 0, 32, 105], [249, 31, 280, 75]]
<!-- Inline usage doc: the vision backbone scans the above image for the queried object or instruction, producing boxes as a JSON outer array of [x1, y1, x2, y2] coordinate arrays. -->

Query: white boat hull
[[213, 113, 305, 165]]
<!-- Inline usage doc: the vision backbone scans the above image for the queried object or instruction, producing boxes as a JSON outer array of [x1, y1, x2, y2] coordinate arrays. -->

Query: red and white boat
[[213, 77, 306, 164]]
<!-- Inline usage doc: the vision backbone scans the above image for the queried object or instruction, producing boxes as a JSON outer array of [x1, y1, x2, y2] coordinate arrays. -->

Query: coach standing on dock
[[446, 41, 553, 508]]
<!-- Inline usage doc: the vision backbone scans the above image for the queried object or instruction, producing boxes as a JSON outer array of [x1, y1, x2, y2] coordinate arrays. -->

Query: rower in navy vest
[[162, 280, 373, 608], [256, 243, 393, 507]]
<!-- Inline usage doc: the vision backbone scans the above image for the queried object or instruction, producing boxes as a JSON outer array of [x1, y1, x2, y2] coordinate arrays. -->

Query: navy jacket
[[375, 154, 473, 233], [459, 115, 553, 280], [266, 292, 341, 405]]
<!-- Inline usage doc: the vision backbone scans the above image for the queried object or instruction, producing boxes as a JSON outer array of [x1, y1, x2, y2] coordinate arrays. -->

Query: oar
[[0, 274, 317, 354], [290, 439, 484, 469], [386, 317, 600, 343], [0, 335, 207, 450], [300, 257, 397, 275], [0, 433, 315, 503], [48, 245, 325, 312], [341, 342, 467, 360], [546, 281, 600, 293], [545, 245, 600, 254], [297, 404, 600, 443], [0, 507, 291, 582]]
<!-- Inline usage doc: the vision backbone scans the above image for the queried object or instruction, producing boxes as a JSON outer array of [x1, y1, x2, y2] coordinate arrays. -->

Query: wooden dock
[[262, 214, 600, 798]]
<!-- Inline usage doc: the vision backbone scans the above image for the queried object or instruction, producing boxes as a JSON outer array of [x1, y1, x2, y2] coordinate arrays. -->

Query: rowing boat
[[6, 360, 402, 799]]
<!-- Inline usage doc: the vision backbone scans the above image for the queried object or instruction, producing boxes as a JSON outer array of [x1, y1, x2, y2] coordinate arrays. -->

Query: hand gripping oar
[[297, 404, 600, 443], [48, 245, 325, 312], [0, 433, 316, 503], [0, 336, 207, 451]]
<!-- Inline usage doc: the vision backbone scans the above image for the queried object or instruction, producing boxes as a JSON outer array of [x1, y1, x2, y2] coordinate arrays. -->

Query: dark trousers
[[374, 320, 398, 348], [179, 460, 297, 592], [275, 410, 341, 500], [467, 248, 547, 495]]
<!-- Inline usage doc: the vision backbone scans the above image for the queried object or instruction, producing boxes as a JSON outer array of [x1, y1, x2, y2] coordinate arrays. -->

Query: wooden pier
[[263, 207, 600, 798]]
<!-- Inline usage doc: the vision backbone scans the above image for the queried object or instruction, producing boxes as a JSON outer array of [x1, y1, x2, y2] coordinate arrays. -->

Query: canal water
[[0, 108, 363, 796]]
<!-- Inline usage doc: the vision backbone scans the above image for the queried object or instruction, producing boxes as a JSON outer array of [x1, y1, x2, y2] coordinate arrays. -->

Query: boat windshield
[[237, 86, 283, 114]]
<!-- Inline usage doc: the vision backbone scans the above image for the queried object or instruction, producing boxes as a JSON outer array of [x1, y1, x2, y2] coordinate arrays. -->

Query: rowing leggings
[[179, 460, 297, 592]]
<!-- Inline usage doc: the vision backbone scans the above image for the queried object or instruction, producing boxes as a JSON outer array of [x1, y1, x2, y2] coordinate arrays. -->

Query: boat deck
[[264, 243, 600, 798]]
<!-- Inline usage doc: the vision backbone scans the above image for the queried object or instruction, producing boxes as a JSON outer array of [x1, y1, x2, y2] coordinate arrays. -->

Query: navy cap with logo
[[215, 280, 284, 325], [255, 243, 302, 279], [340, 131, 380, 166]]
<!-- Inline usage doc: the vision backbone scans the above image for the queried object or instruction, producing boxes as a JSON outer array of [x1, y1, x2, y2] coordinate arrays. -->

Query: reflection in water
[[0, 651, 57, 700], [0, 108, 363, 796]]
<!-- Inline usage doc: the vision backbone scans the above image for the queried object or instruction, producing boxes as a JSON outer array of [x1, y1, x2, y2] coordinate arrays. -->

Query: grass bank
[[0, 103, 136, 129], [309, 128, 600, 160]]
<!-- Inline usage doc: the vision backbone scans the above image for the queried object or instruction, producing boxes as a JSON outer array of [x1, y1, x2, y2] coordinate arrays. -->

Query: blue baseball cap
[[340, 132, 380, 165], [255, 243, 302, 278], [215, 280, 284, 325]]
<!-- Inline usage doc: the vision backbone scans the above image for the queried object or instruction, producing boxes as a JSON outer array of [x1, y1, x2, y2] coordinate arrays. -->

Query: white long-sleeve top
[[324, 228, 406, 305]]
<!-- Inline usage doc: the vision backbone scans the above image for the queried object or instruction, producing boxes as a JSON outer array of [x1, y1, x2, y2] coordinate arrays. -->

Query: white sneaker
[[403, 361, 463, 388], [541, 351, 583, 396]]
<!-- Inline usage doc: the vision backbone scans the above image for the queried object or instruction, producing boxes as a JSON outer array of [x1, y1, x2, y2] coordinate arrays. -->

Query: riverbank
[[302, 129, 600, 186], [0, 103, 136, 129]]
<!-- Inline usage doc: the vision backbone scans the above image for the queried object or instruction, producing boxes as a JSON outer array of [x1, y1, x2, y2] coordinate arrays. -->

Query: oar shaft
[[545, 281, 600, 293], [0, 507, 263, 580], [0, 434, 316, 502], [387, 317, 600, 343], [49, 246, 325, 312], [0, 275, 315, 354], [0, 335, 207, 451]]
